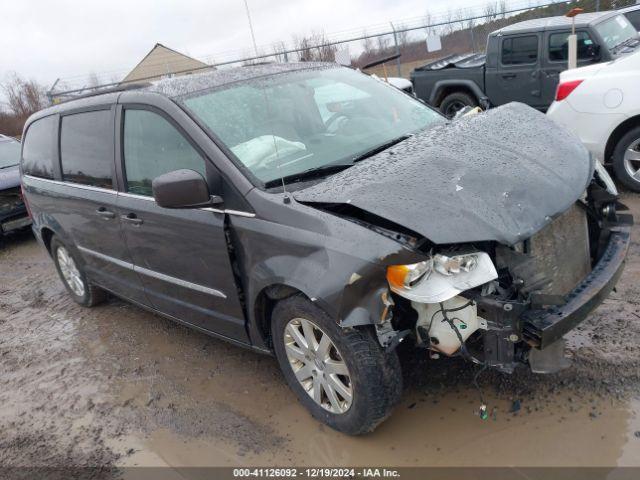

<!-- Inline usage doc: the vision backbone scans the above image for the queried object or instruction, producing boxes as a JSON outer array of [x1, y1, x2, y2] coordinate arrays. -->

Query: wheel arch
[[252, 283, 314, 350], [430, 80, 484, 107], [40, 226, 55, 254]]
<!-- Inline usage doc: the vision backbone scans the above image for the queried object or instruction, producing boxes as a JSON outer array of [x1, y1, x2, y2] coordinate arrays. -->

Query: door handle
[[502, 73, 516, 79], [121, 213, 143, 226], [96, 207, 115, 219]]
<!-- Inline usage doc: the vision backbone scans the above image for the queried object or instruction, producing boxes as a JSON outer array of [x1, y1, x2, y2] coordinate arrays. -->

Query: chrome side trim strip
[[78, 246, 134, 270], [223, 209, 256, 218], [118, 192, 155, 202], [134, 265, 227, 298], [77, 246, 227, 299], [23, 175, 255, 218], [23, 175, 116, 195], [200, 207, 256, 218]]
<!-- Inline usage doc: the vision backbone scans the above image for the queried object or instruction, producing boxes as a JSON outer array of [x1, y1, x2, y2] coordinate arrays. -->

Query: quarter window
[[60, 110, 114, 189], [549, 31, 597, 62], [502, 35, 539, 65], [22, 116, 56, 179], [625, 10, 640, 31], [123, 109, 206, 196]]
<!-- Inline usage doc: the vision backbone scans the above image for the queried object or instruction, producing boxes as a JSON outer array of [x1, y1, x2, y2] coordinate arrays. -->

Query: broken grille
[[497, 203, 591, 298]]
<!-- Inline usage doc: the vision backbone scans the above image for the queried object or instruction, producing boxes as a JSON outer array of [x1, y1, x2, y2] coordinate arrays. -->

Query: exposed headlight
[[433, 253, 478, 275], [387, 252, 497, 303], [594, 161, 618, 196]]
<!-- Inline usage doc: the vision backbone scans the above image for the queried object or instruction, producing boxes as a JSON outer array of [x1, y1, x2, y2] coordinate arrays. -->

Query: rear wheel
[[272, 296, 402, 435], [439, 91, 478, 119], [51, 236, 107, 307], [612, 126, 640, 192]]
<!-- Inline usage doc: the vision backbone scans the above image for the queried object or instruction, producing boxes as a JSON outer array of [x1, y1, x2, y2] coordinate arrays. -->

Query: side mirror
[[152, 169, 223, 209]]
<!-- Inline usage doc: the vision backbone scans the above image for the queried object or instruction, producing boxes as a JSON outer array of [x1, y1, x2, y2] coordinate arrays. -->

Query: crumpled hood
[[0, 165, 20, 191], [294, 103, 593, 246]]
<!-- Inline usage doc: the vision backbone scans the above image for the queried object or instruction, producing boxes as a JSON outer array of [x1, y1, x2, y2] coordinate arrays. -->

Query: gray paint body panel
[[294, 103, 593, 246]]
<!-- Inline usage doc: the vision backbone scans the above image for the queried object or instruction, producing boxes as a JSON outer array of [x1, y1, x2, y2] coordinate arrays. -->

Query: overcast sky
[[0, 0, 494, 94]]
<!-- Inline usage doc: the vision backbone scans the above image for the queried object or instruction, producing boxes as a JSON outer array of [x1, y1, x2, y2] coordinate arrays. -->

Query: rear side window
[[502, 35, 539, 65], [22, 116, 56, 179], [123, 109, 206, 196], [626, 10, 640, 31], [60, 110, 114, 189], [549, 31, 596, 62]]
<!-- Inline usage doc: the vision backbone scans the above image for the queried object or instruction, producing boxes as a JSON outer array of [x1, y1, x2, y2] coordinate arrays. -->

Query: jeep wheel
[[439, 91, 478, 119], [612, 126, 640, 192], [272, 296, 402, 435], [51, 236, 107, 307]]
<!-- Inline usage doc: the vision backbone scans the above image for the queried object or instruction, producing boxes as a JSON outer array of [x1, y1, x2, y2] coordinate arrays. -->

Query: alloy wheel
[[623, 138, 640, 183], [57, 246, 85, 297], [283, 318, 353, 414]]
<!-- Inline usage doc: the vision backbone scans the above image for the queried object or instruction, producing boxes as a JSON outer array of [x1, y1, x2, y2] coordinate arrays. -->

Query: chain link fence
[[49, 0, 638, 103]]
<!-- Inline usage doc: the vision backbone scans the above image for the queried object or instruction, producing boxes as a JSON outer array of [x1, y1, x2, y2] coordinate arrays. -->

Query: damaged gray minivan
[[21, 63, 631, 434]]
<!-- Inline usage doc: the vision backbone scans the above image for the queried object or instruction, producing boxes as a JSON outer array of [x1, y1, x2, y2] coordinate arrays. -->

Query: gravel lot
[[0, 195, 639, 473]]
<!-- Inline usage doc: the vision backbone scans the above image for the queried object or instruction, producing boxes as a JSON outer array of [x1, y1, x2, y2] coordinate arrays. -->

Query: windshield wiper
[[263, 135, 412, 189], [350, 135, 411, 163], [0, 164, 18, 170], [264, 163, 353, 188], [611, 36, 638, 52]]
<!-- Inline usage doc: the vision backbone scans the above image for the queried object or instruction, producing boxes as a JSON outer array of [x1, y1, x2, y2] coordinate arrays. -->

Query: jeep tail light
[[555, 79, 583, 101]]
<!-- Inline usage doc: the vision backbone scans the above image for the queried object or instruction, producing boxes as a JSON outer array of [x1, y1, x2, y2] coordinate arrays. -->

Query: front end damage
[[374, 172, 631, 373], [292, 103, 632, 374], [0, 185, 31, 235]]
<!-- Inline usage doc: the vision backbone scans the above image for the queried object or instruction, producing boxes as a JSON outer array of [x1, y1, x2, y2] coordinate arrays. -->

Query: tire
[[272, 295, 402, 435], [612, 126, 640, 192], [439, 91, 478, 119], [50, 236, 107, 307]]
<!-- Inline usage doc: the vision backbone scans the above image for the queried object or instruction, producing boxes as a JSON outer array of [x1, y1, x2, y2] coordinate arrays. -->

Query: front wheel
[[612, 126, 640, 192], [272, 296, 402, 435]]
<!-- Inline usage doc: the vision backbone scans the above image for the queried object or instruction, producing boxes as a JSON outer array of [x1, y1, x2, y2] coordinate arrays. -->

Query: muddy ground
[[0, 195, 639, 475]]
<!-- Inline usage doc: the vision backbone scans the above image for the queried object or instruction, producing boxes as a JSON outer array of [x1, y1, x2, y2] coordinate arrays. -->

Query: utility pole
[[243, 0, 259, 57], [390, 22, 402, 77]]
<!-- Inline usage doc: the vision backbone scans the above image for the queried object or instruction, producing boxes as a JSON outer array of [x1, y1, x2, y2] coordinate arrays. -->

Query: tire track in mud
[[0, 233, 285, 469]]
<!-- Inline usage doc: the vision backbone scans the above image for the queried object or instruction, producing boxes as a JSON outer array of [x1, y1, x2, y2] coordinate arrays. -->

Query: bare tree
[[484, 2, 498, 20], [0, 74, 46, 136], [272, 41, 289, 63], [3, 74, 46, 118], [362, 29, 375, 55], [498, 0, 507, 18], [376, 35, 390, 53], [293, 31, 336, 62], [424, 12, 437, 37], [394, 24, 410, 47]]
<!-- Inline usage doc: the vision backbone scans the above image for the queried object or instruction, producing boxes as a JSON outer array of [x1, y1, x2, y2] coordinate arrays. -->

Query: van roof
[[50, 62, 333, 107], [491, 10, 619, 35], [26, 62, 338, 129]]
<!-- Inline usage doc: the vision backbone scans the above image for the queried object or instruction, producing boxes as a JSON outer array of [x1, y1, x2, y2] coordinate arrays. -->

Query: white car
[[547, 49, 640, 191]]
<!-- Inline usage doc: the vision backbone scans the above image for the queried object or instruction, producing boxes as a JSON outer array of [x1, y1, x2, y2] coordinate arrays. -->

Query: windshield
[[181, 67, 443, 186], [595, 15, 638, 50], [0, 139, 21, 169]]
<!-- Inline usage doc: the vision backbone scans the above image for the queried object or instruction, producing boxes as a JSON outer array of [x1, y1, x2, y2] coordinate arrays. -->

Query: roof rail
[[51, 82, 151, 105]]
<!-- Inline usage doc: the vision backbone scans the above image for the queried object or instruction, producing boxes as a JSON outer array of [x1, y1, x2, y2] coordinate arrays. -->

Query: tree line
[[0, 74, 46, 138]]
